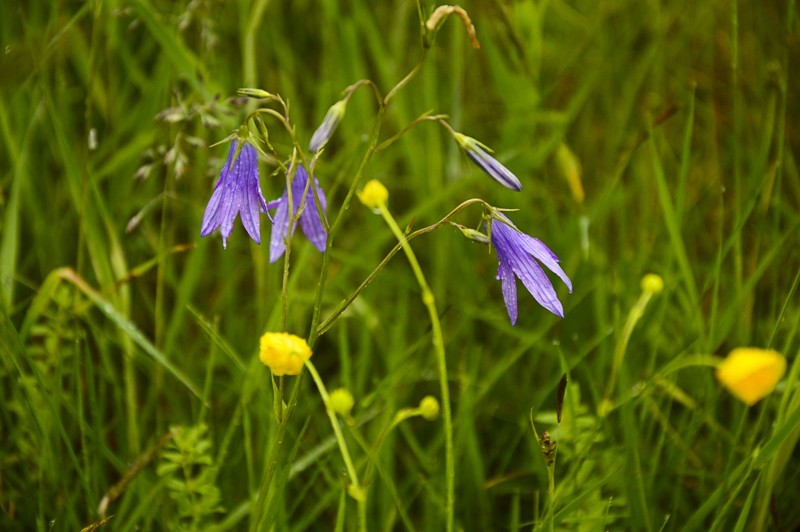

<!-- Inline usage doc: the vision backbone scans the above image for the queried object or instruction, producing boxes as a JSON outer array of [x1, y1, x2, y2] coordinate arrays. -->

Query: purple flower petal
[[464, 144, 523, 191], [268, 164, 329, 262], [199, 140, 266, 248], [490, 215, 571, 324]]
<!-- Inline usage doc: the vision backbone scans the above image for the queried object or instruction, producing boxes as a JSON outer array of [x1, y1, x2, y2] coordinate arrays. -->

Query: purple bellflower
[[200, 140, 267, 248], [454, 132, 523, 191], [491, 213, 572, 324], [268, 164, 328, 263]]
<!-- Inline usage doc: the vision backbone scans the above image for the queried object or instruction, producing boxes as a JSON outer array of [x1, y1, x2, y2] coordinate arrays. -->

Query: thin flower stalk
[[374, 196, 455, 532]]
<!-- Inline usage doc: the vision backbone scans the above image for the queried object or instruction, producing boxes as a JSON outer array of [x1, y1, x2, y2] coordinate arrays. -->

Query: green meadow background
[[1, 0, 798, 530]]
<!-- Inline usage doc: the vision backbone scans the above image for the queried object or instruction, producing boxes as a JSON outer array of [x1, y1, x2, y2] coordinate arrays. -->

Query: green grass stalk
[[377, 201, 455, 532]]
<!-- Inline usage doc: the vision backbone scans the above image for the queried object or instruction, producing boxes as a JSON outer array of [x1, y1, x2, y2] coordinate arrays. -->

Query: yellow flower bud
[[357, 179, 388, 210], [259, 332, 312, 376], [328, 388, 355, 417], [419, 396, 440, 421], [640, 273, 664, 295], [716, 347, 786, 405]]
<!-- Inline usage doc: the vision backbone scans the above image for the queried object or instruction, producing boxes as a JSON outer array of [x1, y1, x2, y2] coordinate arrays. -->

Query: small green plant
[[157, 424, 223, 530]]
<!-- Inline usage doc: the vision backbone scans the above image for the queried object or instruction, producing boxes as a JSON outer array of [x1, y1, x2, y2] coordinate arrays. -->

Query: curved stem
[[302, 358, 367, 531], [384, 50, 428, 105], [374, 113, 449, 153], [316, 198, 490, 336], [377, 202, 454, 532]]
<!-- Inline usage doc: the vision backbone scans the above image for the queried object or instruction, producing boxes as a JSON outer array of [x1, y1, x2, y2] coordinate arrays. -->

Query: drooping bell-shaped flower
[[490, 213, 571, 324], [200, 140, 267, 248], [268, 164, 328, 263]]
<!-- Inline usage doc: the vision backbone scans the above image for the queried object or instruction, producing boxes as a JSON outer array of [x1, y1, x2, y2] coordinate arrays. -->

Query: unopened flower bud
[[451, 223, 490, 244], [329, 388, 355, 417], [419, 396, 440, 421], [640, 274, 664, 295], [238, 88, 276, 99], [309, 100, 347, 152], [453, 132, 522, 191]]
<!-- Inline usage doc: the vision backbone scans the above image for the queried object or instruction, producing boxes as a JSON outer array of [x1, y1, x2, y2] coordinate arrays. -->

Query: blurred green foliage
[[0, 0, 798, 530]]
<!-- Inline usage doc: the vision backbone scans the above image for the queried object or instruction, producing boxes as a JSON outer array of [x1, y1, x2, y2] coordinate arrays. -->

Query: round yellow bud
[[640, 273, 664, 295], [357, 179, 389, 210], [419, 396, 440, 421], [716, 347, 786, 405], [259, 332, 312, 376], [328, 388, 355, 417]]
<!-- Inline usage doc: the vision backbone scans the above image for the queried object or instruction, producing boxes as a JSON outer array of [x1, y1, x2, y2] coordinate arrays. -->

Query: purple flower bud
[[454, 133, 523, 191], [309, 100, 347, 153]]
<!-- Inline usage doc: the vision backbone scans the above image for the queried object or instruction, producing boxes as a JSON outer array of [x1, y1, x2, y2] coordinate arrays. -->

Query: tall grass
[[1, 0, 798, 530]]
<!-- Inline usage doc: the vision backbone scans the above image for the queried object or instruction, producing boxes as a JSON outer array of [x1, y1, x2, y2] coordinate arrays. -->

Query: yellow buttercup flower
[[259, 332, 312, 376], [716, 347, 786, 405], [357, 179, 388, 210]]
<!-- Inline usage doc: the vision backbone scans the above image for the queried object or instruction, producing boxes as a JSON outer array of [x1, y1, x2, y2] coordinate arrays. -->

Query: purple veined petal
[[465, 145, 523, 191], [497, 254, 519, 325], [217, 161, 243, 248], [238, 146, 262, 244], [299, 177, 328, 252], [269, 189, 291, 263], [495, 226, 564, 317], [200, 185, 225, 236], [517, 233, 572, 292], [200, 143, 236, 237], [200, 140, 269, 248]]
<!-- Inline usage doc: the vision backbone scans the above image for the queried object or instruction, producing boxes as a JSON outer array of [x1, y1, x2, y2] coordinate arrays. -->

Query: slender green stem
[[384, 51, 428, 105], [316, 198, 489, 336], [546, 465, 555, 532], [253, 39, 436, 528], [302, 358, 367, 531], [603, 290, 654, 404], [377, 202, 454, 532]]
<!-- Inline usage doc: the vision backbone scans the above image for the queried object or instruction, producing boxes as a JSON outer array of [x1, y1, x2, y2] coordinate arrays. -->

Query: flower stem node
[[357, 179, 389, 210], [641, 273, 664, 295], [309, 100, 348, 152], [716, 348, 786, 405], [419, 396, 440, 421], [258, 332, 312, 376], [328, 388, 355, 417], [597, 398, 613, 418], [347, 484, 366, 502]]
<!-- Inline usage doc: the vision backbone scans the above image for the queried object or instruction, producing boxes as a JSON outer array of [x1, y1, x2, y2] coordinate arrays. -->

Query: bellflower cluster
[[200, 140, 267, 248], [268, 164, 328, 263], [490, 213, 572, 324]]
